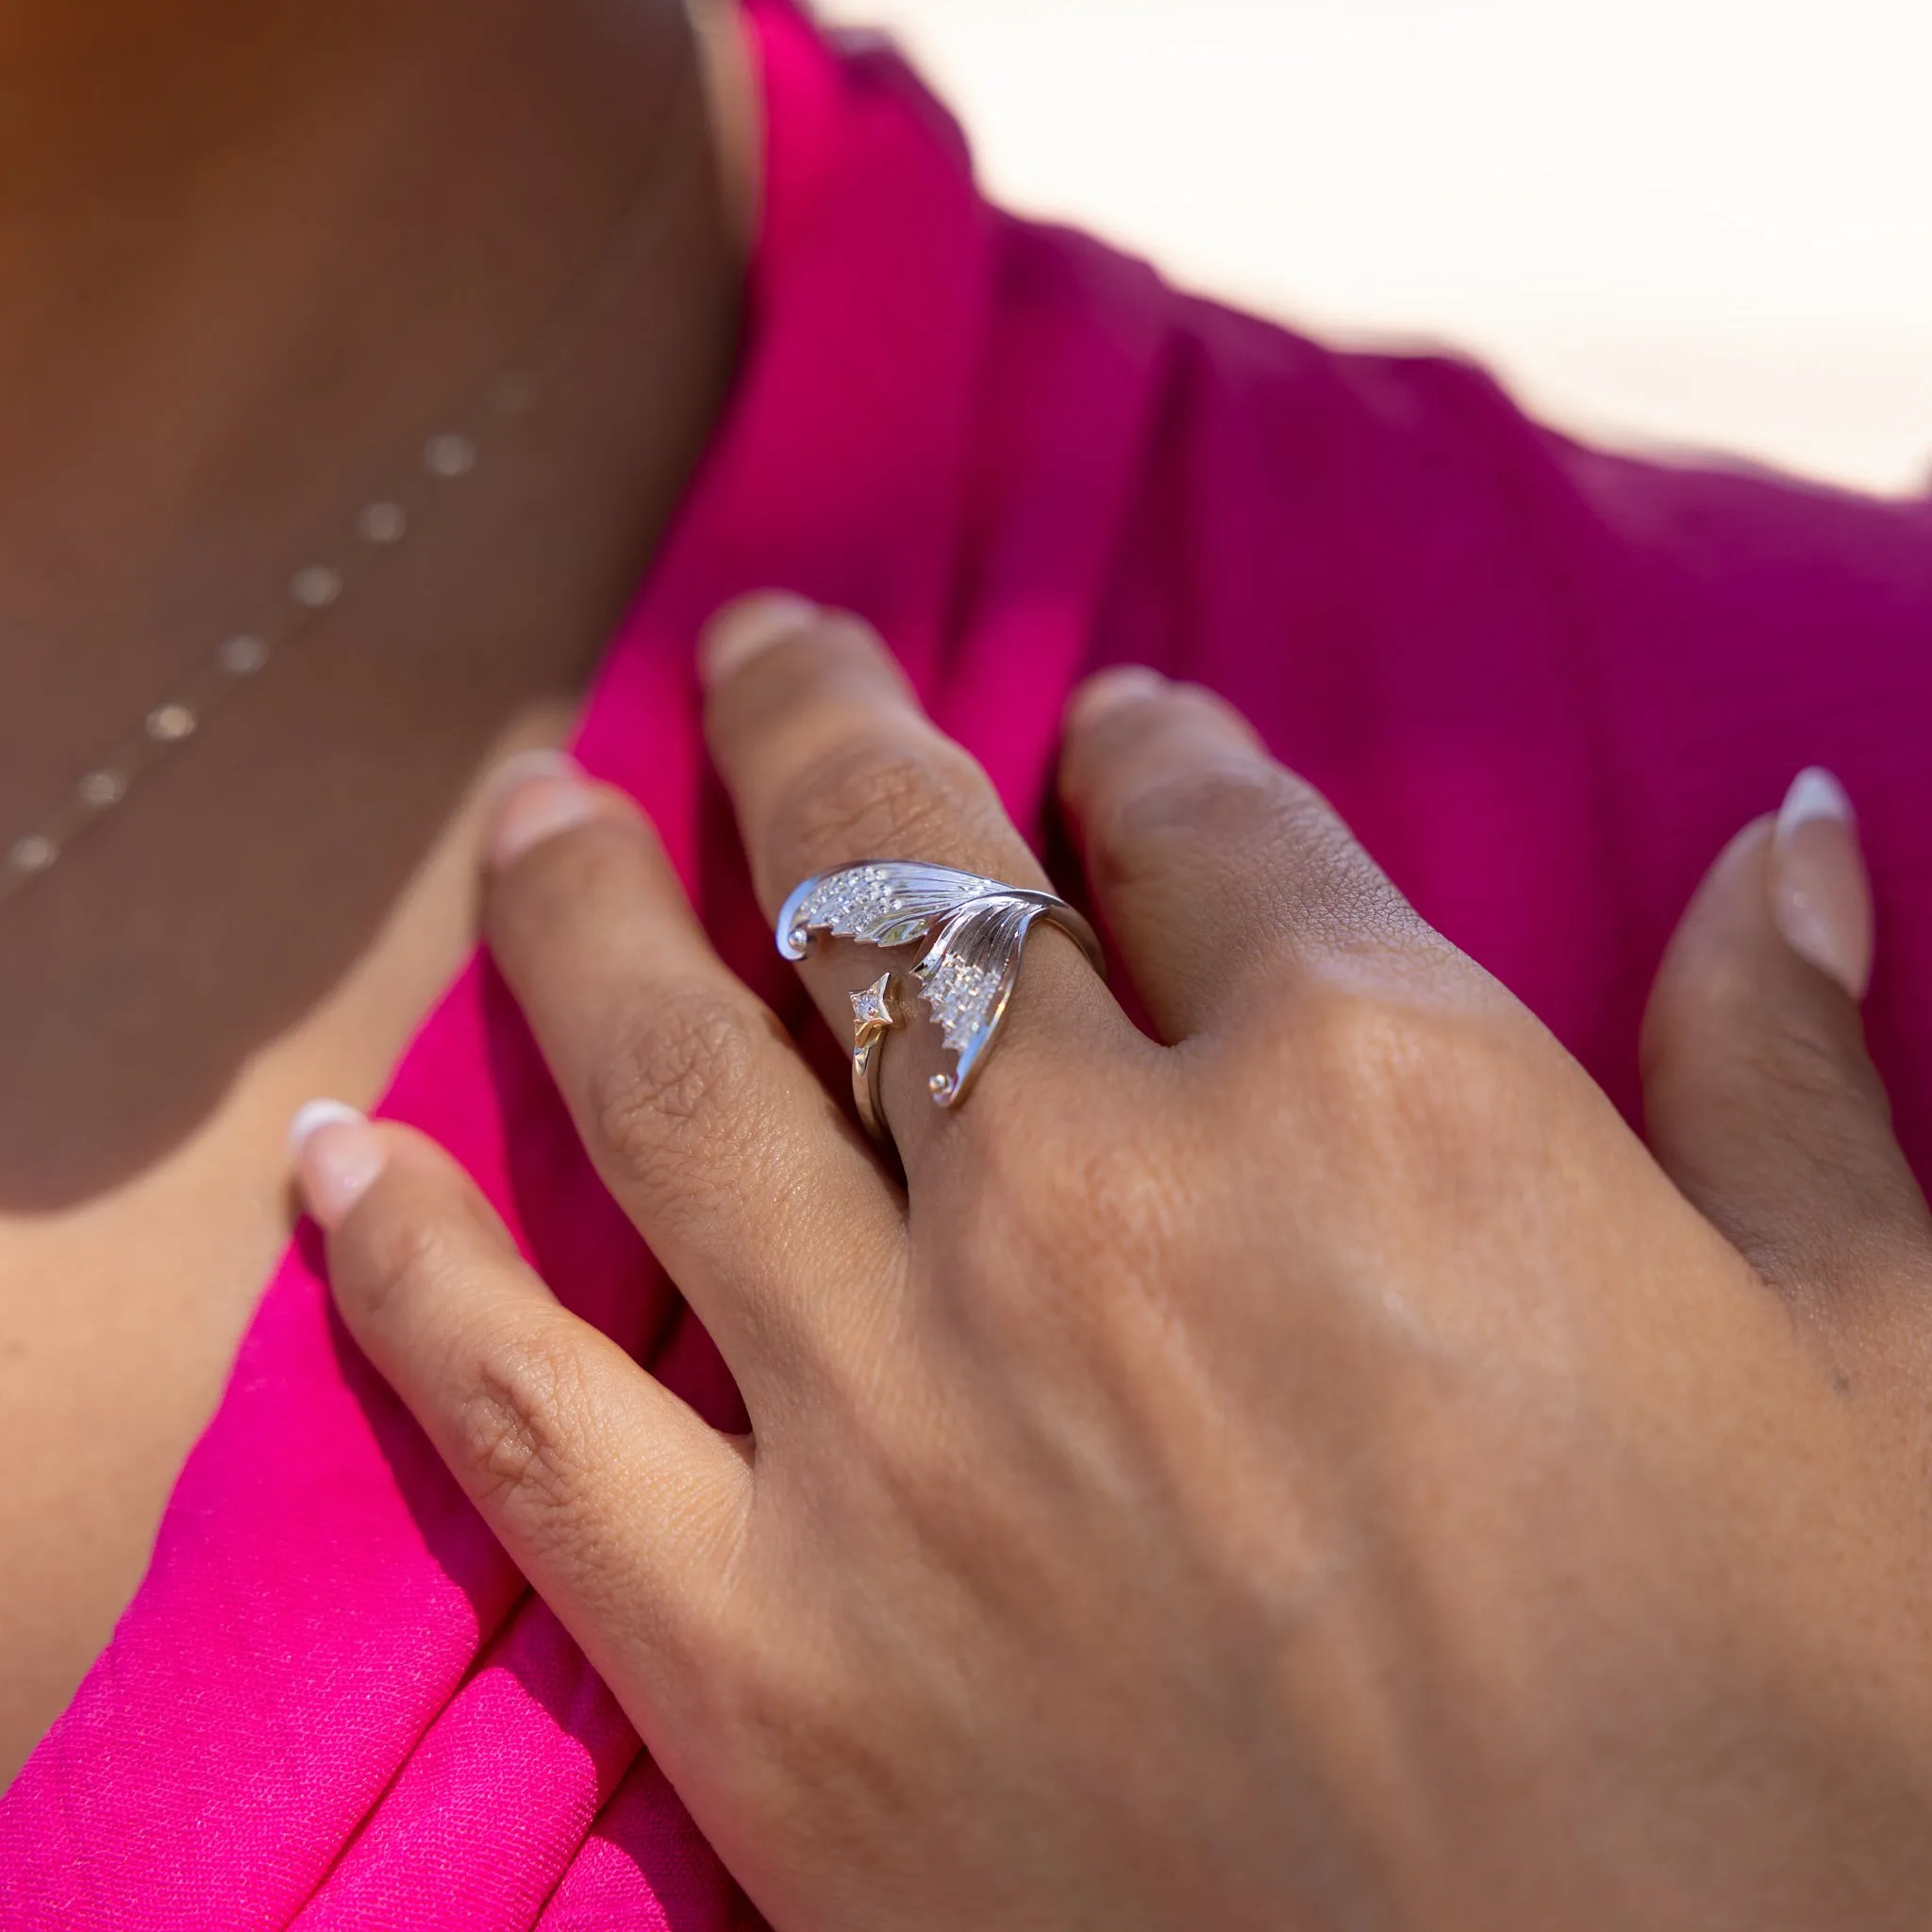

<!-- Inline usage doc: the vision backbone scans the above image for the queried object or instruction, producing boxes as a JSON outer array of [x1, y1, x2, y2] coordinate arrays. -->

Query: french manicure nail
[[290, 1100, 387, 1229], [699, 591, 821, 686], [486, 748, 579, 800], [1067, 665, 1169, 733], [1771, 767, 1874, 1001], [486, 752, 597, 870]]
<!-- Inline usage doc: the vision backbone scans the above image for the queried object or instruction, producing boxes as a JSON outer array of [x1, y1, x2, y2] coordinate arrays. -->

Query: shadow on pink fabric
[[8, 1, 1932, 1923]]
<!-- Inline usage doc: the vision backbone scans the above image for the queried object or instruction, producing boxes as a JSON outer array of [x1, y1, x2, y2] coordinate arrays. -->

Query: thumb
[[1641, 770, 1932, 1355]]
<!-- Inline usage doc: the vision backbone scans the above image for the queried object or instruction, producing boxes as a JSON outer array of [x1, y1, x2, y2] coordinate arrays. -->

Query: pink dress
[[8, 3, 1932, 1923]]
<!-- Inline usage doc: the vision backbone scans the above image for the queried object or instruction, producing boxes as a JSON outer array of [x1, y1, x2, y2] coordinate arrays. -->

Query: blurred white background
[[818, 0, 1932, 496]]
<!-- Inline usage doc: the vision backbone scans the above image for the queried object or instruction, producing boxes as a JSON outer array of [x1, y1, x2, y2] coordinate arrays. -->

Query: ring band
[[776, 860, 1104, 1138], [848, 973, 900, 1141]]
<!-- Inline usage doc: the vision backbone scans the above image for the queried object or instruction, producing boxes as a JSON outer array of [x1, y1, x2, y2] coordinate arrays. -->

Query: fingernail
[[1067, 666, 1168, 732], [1771, 767, 1874, 1001], [699, 591, 821, 686], [486, 747, 579, 800], [485, 751, 597, 870], [289, 1100, 387, 1230]]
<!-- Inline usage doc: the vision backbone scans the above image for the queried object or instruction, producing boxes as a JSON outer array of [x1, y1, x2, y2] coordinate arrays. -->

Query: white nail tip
[[488, 749, 581, 796], [1778, 767, 1855, 836], [288, 1099, 366, 1160], [1087, 667, 1166, 702]]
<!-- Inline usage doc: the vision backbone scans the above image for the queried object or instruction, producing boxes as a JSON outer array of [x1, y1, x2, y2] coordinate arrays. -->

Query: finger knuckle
[[774, 734, 1002, 881], [952, 1088, 1155, 1286], [1291, 985, 1425, 1127], [1293, 986, 1536, 1186], [1705, 1009, 1897, 1189], [457, 1326, 593, 1536], [1105, 762, 1439, 967], [357, 1201, 490, 1325], [587, 985, 768, 1192], [1103, 758, 1288, 877], [1749, 1006, 1866, 1109]]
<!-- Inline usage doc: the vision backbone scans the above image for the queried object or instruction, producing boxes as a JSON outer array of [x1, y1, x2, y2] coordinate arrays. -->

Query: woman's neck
[[0, 0, 750, 1780], [0, 0, 747, 1204], [0, 0, 737, 580]]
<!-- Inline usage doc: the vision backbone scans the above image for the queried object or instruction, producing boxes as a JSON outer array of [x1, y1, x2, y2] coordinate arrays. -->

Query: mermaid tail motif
[[776, 861, 1102, 1107], [777, 861, 1010, 958]]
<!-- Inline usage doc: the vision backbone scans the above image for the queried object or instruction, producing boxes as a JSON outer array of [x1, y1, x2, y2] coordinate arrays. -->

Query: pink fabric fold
[[9, 2, 1932, 1922]]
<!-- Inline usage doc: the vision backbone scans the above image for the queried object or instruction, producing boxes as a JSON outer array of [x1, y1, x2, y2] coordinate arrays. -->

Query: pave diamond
[[778, 861, 1007, 958], [219, 632, 270, 675], [908, 893, 1050, 1108], [356, 501, 408, 544], [424, 432, 478, 478], [291, 564, 344, 609], [921, 953, 1003, 1056]]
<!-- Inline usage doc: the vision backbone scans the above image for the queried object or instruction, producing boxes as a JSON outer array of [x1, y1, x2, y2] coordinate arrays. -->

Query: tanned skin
[[0, 0, 743, 1778]]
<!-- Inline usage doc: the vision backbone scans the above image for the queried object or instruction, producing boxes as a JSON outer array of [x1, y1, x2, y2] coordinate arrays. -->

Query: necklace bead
[[290, 565, 344, 610], [485, 371, 535, 419], [356, 502, 408, 545], [0, 136, 672, 902], [219, 634, 270, 676], [424, 433, 477, 479]]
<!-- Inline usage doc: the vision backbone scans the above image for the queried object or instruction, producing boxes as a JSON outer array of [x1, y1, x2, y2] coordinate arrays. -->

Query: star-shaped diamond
[[851, 974, 897, 1036]]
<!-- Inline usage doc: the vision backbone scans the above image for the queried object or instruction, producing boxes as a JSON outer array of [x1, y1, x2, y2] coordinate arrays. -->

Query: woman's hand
[[297, 597, 1932, 1931]]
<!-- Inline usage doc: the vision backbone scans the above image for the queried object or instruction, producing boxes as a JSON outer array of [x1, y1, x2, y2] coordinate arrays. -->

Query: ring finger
[[700, 595, 1137, 1167]]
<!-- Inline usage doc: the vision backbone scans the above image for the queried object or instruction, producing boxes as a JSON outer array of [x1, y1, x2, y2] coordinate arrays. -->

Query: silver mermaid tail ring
[[777, 861, 1105, 1134]]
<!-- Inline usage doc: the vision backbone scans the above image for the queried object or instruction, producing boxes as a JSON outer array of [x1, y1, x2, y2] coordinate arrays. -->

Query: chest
[[0, 715, 559, 1783]]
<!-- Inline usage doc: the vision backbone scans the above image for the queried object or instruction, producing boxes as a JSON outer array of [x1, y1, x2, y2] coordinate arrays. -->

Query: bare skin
[[12, 16, 1931, 1918], [302, 599, 1932, 1928], [0, 0, 747, 1778]]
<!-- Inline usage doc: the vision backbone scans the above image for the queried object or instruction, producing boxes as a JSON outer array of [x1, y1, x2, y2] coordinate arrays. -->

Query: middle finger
[[700, 595, 1135, 1164]]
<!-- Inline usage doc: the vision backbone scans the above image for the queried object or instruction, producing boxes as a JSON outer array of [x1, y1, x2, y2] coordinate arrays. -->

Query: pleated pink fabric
[[8, 2, 1932, 1922]]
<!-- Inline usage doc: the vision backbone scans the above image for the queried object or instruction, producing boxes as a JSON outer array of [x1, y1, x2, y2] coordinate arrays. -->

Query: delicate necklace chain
[[0, 92, 689, 911]]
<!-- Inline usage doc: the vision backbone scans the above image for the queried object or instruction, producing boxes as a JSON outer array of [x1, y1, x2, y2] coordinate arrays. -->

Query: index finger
[[296, 1108, 751, 1715]]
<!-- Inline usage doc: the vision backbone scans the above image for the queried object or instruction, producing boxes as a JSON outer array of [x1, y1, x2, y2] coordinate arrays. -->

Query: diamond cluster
[[790, 865, 899, 944], [918, 950, 1005, 1058], [785, 863, 999, 955]]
